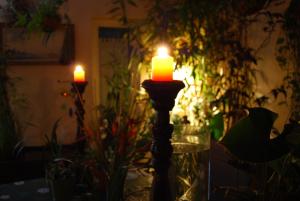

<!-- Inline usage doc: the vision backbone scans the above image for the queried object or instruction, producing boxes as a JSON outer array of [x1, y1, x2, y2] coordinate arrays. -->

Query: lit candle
[[73, 64, 85, 82], [152, 46, 174, 81]]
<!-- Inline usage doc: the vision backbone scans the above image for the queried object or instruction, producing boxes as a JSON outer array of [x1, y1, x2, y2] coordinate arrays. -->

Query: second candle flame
[[74, 64, 85, 82]]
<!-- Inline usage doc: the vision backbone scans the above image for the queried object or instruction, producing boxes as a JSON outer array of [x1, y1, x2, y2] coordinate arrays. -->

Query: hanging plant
[[125, 0, 269, 133], [107, 0, 289, 141], [1, 0, 67, 34]]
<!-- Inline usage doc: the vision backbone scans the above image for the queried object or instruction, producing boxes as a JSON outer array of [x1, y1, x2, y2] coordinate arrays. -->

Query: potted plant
[[46, 158, 76, 201], [82, 52, 152, 201], [1, 0, 67, 34], [45, 120, 76, 201]]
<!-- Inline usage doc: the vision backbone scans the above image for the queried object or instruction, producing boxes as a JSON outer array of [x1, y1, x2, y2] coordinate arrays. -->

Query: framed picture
[[0, 24, 74, 65]]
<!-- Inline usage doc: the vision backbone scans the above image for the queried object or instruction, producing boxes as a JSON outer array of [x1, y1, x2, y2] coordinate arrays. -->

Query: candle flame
[[157, 46, 169, 57], [75, 65, 83, 71]]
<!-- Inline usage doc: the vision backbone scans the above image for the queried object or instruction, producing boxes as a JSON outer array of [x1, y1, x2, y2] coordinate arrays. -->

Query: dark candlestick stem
[[142, 79, 185, 201], [71, 81, 88, 152]]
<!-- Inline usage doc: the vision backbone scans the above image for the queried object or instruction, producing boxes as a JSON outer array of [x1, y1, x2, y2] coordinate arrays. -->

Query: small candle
[[74, 65, 85, 82], [151, 46, 174, 81]]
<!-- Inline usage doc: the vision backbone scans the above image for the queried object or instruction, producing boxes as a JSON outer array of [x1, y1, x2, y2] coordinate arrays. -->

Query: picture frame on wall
[[0, 24, 74, 65]]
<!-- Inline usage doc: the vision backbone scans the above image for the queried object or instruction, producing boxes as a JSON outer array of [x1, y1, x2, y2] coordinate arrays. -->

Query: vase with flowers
[[83, 53, 153, 201]]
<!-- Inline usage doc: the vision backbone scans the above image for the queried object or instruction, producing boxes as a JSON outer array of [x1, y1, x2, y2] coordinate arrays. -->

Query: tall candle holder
[[142, 79, 185, 201], [71, 81, 88, 151]]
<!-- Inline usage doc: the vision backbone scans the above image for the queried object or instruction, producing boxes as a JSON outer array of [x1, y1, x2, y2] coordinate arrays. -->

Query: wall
[[248, 0, 291, 132], [3, 0, 147, 146]]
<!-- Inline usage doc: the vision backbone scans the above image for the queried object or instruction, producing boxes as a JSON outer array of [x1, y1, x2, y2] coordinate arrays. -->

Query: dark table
[[0, 178, 51, 201]]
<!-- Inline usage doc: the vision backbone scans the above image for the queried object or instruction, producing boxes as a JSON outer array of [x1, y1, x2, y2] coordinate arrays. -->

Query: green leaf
[[14, 13, 28, 27], [44, 118, 62, 159], [221, 107, 289, 162], [51, 119, 60, 144], [209, 113, 224, 141]]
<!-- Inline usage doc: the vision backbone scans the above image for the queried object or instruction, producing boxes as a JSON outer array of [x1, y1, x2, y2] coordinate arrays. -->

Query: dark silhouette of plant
[[109, 0, 281, 134], [1, 0, 68, 37], [0, 55, 18, 159], [275, 0, 300, 121]]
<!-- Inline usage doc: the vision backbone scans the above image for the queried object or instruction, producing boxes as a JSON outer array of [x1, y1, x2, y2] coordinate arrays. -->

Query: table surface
[[0, 178, 51, 201], [0, 171, 152, 201]]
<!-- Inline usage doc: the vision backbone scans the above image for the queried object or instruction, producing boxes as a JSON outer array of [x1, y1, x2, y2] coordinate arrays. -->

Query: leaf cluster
[[126, 0, 276, 132], [2, 0, 66, 33], [85, 52, 153, 200]]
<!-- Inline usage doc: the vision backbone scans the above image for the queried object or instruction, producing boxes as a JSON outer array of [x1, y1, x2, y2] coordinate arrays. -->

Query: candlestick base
[[142, 79, 185, 201]]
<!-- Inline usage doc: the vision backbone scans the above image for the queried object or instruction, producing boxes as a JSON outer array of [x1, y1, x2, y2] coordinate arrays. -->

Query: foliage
[[1, 0, 67, 33], [109, 0, 287, 138], [266, 122, 300, 201], [0, 54, 18, 159], [109, 0, 138, 24], [44, 119, 62, 160], [45, 119, 76, 181], [147, 0, 257, 127], [0, 2, 66, 159], [275, 0, 300, 121], [209, 113, 224, 141], [84, 52, 153, 200], [107, 1, 296, 200], [46, 158, 75, 181]]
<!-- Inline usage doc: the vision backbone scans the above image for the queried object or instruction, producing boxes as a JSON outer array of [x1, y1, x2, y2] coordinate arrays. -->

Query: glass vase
[[123, 125, 210, 201], [170, 125, 210, 201]]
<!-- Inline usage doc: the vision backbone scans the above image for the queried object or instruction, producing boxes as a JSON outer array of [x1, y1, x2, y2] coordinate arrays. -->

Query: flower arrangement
[[44, 119, 77, 201], [80, 54, 153, 200], [44, 119, 76, 180]]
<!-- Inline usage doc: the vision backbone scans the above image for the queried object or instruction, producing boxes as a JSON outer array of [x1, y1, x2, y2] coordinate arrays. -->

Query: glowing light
[[186, 135, 200, 144], [157, 46, 169, 57], [220, 67, 223, 76], [74, 64, 85, 82], [151, 46, 173, 81], [173, 65, 204, 125]]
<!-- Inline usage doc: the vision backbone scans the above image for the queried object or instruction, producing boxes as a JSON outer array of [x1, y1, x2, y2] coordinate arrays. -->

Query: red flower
[[111, 121, 119, 136], [127, 119, 138, 139]]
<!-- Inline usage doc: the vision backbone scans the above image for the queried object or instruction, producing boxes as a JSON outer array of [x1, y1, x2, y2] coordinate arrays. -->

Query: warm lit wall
[[1, 0, 291, 146], [3, 0, 147, 146], [248, 0, 291, 132]]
